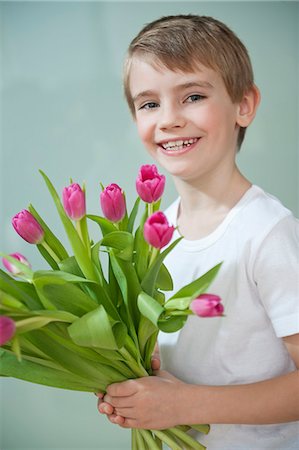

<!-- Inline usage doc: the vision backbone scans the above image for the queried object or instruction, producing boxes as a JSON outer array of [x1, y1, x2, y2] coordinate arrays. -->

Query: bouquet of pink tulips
[[0, 165, 223, 450]]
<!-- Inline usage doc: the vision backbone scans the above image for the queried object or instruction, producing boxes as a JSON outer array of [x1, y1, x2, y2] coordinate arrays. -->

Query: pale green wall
[[0, 1, 298, 449]]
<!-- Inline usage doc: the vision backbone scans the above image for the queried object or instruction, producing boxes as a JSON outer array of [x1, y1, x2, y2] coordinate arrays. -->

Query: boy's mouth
[[158, 138, 199, 152]]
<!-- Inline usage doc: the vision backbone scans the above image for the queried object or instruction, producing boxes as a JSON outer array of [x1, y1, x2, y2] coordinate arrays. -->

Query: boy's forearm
[[180, 370, 299, 425]]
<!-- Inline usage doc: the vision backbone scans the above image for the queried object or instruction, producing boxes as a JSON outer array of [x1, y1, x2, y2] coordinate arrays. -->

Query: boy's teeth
[[162, 138, 198, 150]]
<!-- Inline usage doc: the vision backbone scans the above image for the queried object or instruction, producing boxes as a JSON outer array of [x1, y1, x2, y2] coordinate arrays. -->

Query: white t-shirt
[[159, 185, 299, 449]]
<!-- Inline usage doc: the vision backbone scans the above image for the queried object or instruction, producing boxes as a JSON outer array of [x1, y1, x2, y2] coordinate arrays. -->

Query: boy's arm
[[98, 334, 299, 429]]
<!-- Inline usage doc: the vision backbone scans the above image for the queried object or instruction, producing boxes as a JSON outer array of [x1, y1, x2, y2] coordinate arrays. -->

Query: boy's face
[[129, 57, 246, 183]]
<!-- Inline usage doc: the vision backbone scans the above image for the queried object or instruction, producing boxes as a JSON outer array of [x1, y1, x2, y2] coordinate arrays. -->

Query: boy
[[98, 15, 299, 449]]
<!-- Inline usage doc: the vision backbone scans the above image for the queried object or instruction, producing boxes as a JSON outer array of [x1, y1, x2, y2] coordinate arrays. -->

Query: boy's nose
[[158, 105, 186, 130]]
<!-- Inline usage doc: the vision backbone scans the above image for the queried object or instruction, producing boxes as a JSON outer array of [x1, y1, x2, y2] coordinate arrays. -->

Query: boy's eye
[[185, 94, 205, 103], [139, 102, 159, 110]]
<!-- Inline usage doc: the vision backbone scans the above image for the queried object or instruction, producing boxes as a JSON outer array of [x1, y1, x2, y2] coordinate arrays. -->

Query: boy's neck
[[173, 166, 251, 240]]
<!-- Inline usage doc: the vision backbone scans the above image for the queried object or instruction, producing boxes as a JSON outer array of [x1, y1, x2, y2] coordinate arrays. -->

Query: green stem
[[135, 429, 147, 450], [131, 429, 138, 450], [148, 247, 159, 267], [190, 424, 210, 435], [41, 241, 61, 264], [118, 347, 148, 378], [144, 331, 159, 372], [168, 426, 207, 450], [139, 430, 161, 450], [147, 203, 154, 217], [152, 430, 181, 450]]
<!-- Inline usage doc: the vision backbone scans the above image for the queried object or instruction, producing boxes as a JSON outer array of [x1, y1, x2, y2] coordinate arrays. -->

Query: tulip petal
[[0, 316, 16, 345]]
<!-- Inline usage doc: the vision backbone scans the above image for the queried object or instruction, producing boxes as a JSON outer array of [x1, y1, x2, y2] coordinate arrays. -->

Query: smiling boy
[[98, 15, 299, 449]]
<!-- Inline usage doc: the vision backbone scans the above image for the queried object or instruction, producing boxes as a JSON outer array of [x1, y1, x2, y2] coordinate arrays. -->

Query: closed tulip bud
[[136, 164, 165, 203], [62, 183, 86, 220], [0, 316, 16, 346], [100, 183, 126, 223], [2, 252, 31, 276], [190, 294, 224, 317], [12, 210, 44, 244], [143, 211, 175, 249]]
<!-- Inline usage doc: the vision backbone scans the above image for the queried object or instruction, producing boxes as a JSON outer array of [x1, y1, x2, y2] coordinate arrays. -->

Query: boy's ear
[[236, 85, 261, 127]]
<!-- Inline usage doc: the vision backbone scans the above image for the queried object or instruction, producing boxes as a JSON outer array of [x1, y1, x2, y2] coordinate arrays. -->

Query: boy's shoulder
[[164, 185, 297, 240], [240, 184, 294, 225], [232, 184, 297, 245]]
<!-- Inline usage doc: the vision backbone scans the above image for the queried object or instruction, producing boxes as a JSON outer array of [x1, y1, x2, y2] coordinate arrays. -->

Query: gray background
[[0, 1, 298, 449]]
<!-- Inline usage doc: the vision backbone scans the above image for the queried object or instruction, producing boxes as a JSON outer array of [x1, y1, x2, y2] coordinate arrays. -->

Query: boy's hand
[[99, 370, 185, 429], [97, 350, 166, 427]]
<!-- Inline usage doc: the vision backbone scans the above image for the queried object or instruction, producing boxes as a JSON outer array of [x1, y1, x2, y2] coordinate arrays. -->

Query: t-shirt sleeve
[[253, 215, 299, 338]]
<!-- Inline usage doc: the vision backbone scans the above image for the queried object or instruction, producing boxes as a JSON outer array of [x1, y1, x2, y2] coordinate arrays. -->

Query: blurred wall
[[0, 1, 298, 449]]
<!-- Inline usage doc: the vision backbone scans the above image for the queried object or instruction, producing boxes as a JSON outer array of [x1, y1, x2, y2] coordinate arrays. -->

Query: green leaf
[[0, 349, 101, 392], [158, 315, 187, 333], [101, 231, 134, 261], [0, 269, 42, 310], [155, 263, 173, 291], [42, 324, 119, 365], [141, 237, 183, 296], [110, 253, 141, 328], [36, 283, 97, 316], [36, 243, 60, 270], [59, 256, 85, 277], [39, 171, 98, 282], [33, 270, 95, 285], [133, 204, 151, 281], [166, 262, 223, 303], [15, 311, 77, 334], [153, 198, 162, 212], [164, 297, 190, 311], [27, 329, 126, 386], [0, 291, 28, 312], [137, 314, 157, 360], [127, 197, 141, 233], [68, 305, 127, 350], [28, 204, 69, 261], [32, 270, 97, 310], [87, 215, 118, 236], [137, 291, 164, 327]]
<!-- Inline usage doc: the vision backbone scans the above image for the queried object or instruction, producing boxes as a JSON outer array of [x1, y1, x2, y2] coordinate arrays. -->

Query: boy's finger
[[109, 414, 126, 426], [151, 356, 161, 370], [106, 379, 138, 397], [98, 401, 114, 415]]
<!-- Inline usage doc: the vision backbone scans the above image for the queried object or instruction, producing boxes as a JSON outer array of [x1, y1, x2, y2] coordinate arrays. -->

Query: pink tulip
[[62, 183, 86, 220], [100, 183, 126, 223], [12, 210, 44, 244], [2, 252, 31, 276], [0, 316, 16, 346], [143, 211, 175, 249], [136, 164, 165, 203], [190, 294, 224, 317]]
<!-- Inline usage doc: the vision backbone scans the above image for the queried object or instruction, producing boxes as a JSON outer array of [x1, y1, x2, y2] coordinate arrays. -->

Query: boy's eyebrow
[[132, 90, 157, 103], [176, 81, 214, 91], [132, 81, 213, 103]]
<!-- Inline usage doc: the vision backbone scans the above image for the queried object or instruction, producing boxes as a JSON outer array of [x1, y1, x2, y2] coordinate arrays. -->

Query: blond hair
[[123, 14, 255, 149]]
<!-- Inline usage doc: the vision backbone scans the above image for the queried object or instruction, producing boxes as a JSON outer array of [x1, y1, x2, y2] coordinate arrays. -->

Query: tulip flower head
[[63, 183, 86, 220], [12, 210, 44, 244], [143, 211, 175, 249], [0, 316, 16, 346], [136, 164, 165, 203], [2, 252, 31, 276], [190, 294, 224, 317], [100, 183, 126, 223]]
